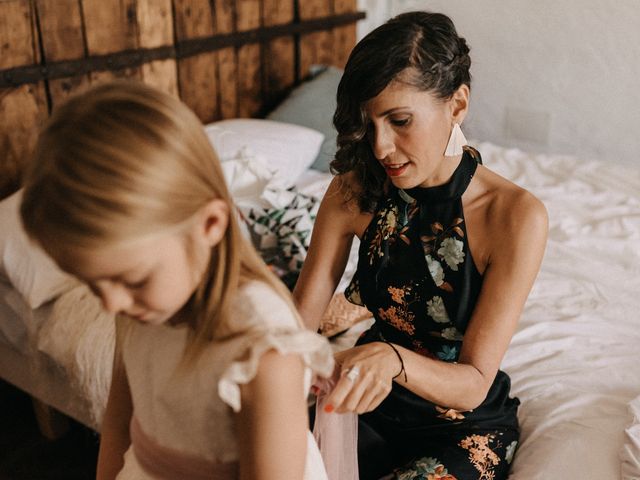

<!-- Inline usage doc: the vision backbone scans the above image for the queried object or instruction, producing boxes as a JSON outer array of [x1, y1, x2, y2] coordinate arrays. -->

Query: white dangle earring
[[444, 123, 468, 156]]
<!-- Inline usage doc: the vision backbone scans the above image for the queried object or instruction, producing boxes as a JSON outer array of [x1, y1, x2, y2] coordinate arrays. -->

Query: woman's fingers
[[337, 369, 369, 413], [323, 367, 360, 412], [357, 378, 390, 414], [362, 381, 392, 413], [323, 343, 398, 413], [325, 367, 390, 414]]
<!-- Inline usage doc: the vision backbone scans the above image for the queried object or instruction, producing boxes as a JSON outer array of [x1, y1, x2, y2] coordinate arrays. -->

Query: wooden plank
[[217, 47, 237, 119], [142, 60, 179, 97], [332, 24, 355, 68], [298, 0, 334, 79], [298, 0, 331, 21], [35, 0, 89, 107], [299, 30, 334, 79], [0, 84, 48, 198], [214, 0, 235, 34], [263, 0, 292, 26], [81, 0, 138, 55], [173, 0, 215, 39], [334, 0, 356, 14], [137, 0, 177, 96], [236, 43, 260, 118], [215, 0, 237, 119], [235, 0, 261, 32], [263, 0, 294, 109], [0, 1, 43, 197], [137, 0, 173, 48], [35, 0, 85, 62], [0, 0, 39, 69], [89, 67, 142, 85], [333, 0, 356, 67], [48, 75, 91, 108], [263, 37, 294, 108], [236, 0, 261, 118], [178, 54, 218, 121], [174, 0, 218, 121]]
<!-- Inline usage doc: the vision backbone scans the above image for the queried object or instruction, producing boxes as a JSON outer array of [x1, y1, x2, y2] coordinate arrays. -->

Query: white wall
[[357, 0, 640, 166]]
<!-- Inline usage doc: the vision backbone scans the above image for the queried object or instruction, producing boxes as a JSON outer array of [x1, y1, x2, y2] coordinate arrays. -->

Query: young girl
[[294, 11, 548, 480], [19, 81, 334, 480]]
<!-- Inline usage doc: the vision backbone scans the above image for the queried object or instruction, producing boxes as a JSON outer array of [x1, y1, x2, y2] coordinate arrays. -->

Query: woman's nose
[[372, 127, 395, 160]]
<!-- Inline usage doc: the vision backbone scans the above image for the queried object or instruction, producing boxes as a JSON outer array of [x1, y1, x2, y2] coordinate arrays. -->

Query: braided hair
[[332, 11, 472, 212]]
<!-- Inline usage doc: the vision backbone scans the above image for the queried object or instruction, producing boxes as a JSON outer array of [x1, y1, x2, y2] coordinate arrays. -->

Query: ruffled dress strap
[[218, 326, 334, 412]]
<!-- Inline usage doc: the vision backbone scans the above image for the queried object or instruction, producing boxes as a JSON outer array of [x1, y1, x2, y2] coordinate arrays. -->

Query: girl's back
[[119, 280, 333, 479]]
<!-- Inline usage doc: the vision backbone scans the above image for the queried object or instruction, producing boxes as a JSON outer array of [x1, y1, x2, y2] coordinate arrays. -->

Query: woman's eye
[[390, 117, 410, 127]]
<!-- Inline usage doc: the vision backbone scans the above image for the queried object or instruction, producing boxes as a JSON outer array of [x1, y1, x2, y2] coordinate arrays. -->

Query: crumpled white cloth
[[621, 395, 640, 480]]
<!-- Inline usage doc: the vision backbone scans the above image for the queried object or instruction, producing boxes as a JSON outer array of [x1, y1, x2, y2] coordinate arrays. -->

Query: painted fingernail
[[324, 404, 334, 413]]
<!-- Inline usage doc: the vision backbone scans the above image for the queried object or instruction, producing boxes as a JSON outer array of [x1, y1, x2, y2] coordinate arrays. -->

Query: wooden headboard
[[0, 0, 364, 199]]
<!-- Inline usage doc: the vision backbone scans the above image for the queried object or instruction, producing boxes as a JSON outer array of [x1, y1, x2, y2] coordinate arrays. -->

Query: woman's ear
[[198, 199, 229, 247], [450, 84, 470, 124]]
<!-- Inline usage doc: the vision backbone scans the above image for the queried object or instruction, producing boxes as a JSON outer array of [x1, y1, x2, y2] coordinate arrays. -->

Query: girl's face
[[48, 201, 228, 325], [364, 78, 468, 189]]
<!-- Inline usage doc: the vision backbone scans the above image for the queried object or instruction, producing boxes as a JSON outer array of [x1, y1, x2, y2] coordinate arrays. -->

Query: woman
[[293, 11, 548, 480]]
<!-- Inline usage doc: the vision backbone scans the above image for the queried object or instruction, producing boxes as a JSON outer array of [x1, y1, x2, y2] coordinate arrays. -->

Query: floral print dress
[[346, 147, 520, 480]]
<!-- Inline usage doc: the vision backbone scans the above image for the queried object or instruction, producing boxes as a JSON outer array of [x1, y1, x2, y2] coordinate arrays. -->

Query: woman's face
[[365, 78, 468, 189]]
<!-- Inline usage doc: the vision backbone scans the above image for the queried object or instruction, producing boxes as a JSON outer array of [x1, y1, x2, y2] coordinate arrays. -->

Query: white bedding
[[477, 142, 640, 479], [1, 141, 639, 478]]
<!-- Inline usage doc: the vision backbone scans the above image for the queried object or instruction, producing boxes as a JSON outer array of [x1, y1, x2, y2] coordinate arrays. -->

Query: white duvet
[[27, 142, 640, 478], [479, 142, 640, 479]]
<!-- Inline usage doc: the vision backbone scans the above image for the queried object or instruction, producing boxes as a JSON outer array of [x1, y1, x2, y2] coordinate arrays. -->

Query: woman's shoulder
[[474, 164, 546, 217], [321, 171, 375, 237], [324, 171, 363, 209], [472, 164, 548, 245]]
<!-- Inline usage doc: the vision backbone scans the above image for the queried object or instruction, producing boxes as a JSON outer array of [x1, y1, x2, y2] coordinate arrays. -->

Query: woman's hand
[[323, 342, 401, 414]]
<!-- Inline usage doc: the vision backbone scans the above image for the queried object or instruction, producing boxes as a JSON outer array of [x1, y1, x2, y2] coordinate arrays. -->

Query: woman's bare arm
[[293, 174, 369, 331]]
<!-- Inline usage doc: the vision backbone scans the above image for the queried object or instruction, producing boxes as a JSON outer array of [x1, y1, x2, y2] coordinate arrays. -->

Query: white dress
[[116, 280, 334, 479]]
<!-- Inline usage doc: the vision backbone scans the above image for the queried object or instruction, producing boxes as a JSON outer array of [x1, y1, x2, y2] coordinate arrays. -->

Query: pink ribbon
[[130, 416, 239, 479], [312, 369, 359, 480]]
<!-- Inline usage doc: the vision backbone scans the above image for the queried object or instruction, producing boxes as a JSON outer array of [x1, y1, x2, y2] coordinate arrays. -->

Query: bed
[[1, 1, 640, 479]]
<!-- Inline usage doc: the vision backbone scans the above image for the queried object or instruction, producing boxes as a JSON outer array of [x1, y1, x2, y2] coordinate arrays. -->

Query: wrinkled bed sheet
[[480, 143, 640, 479]]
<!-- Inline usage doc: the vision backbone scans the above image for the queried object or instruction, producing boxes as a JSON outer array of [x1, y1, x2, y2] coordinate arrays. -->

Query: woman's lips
[[384, 163, 409, 177]]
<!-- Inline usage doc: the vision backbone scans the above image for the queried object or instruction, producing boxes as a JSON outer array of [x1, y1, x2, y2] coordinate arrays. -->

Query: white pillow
[[0, 190, 21, 278], [204, 118, 324, 184], [0, 190, 79, 309]]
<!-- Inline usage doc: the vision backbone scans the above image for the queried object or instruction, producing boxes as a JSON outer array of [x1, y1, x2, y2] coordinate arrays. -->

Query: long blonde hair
[[21, 80, 298, 359]]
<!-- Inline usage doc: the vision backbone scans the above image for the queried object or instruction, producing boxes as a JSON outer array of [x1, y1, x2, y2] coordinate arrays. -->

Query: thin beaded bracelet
[[383, 340, 408, 383]]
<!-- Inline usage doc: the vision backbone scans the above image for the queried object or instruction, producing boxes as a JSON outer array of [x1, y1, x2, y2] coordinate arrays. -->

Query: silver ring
[[345, 366, 360, 382]]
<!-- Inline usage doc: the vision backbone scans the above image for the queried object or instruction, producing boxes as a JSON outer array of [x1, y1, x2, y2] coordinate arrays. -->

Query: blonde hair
[[21, 80, 298, 359]]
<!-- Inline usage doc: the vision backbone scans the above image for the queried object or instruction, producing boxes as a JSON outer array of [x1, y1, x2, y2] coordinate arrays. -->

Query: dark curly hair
[[331, 11, 472, 212]]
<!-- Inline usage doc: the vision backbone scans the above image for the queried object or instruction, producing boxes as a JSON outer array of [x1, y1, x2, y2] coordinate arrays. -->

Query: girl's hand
[[323, 342, 401, 414]]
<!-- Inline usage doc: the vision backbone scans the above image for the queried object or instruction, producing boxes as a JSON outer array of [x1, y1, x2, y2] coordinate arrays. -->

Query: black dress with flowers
[[346, 147, 520, 480]]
